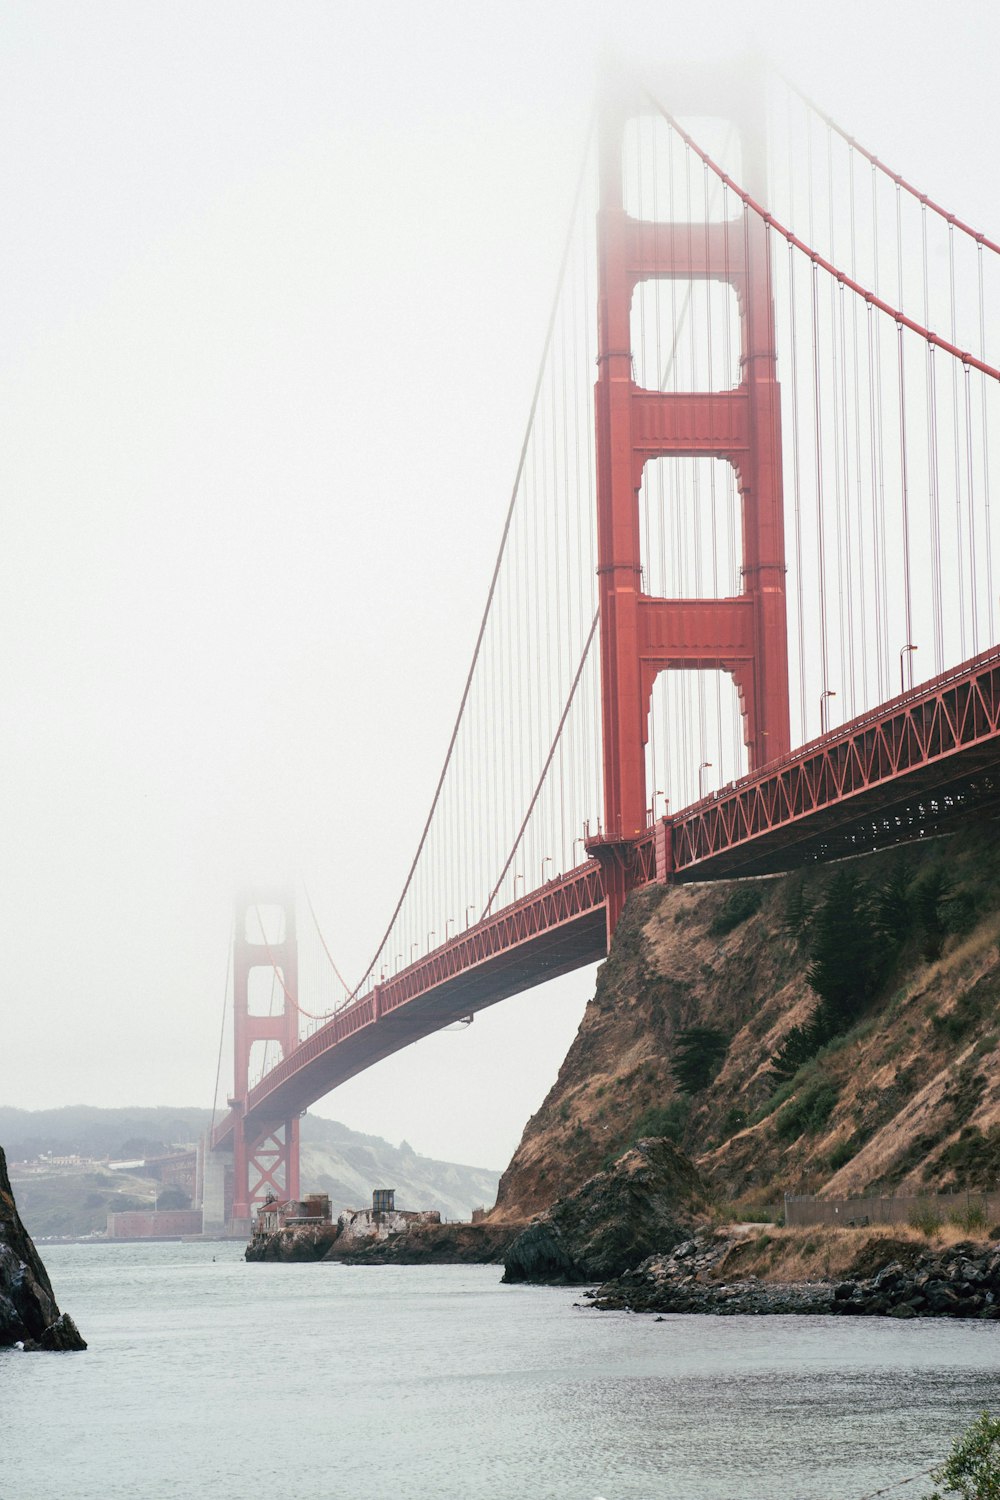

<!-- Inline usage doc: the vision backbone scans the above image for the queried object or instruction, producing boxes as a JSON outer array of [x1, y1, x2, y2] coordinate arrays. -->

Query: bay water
[[3, 1240, 1000, 1499]]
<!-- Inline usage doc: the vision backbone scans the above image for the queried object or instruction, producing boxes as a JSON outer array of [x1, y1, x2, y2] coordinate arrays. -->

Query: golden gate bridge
[[199, 66, 1000, 1231]]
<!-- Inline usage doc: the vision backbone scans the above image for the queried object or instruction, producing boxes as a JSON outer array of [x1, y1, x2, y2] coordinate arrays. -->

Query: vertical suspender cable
[[980, 244, 995, 644], [924, 205, 944, 672], [897, 317, 915, 683], [811, 260, 830, 720]]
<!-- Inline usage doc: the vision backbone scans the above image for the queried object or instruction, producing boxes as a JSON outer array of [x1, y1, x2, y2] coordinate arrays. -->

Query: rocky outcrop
[[323, 1220, 516, 1265], [502, 1137, 704, 1284], [245, 1222, 340, 1262], [590, 1229, 1000, 1319], [0, 1146, 85, 1351], [246, 1212, 516, 1265], [493, 825, 1000, 1223]]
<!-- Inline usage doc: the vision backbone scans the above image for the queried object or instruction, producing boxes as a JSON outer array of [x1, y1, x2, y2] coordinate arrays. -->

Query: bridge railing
[[668, 644, 1000, 874]]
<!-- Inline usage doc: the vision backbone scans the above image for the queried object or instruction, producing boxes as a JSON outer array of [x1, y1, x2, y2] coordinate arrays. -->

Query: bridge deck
[[671, 646, 1000, 879], [213, 646, 1000, 1151], [212, 863, 607, 1150]]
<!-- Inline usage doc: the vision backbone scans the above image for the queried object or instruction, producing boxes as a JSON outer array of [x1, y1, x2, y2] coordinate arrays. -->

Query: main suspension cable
[[643, 90, 1000, 385], [781, 75, 1000, 258], [347, 111, 597, 1002]]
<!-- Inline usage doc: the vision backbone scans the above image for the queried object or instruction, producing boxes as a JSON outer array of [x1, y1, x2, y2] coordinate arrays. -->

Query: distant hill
[[0, 1105, 214, 1165], [1, 1105, 500, 1236]]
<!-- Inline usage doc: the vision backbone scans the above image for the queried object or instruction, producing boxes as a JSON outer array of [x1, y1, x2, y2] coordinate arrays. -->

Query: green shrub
[[909, 1200, 944, 1237], [945, 887, 981, 938], [769, 1016, 828, 1083], [937, 1125, 1000, 1190], [924, 1410, 1000, 1499], [708, 884, 764, 937], [948, 1199, 989, 1232], [828, 1139, 857, 1171], [751, 1077, 798, 1124], [632, 1099, 690, 1145], [774, 1078, 839, 1142]]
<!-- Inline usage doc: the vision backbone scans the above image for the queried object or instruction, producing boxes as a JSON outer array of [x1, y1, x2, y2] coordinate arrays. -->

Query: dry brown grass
[[712, 1220, 994, 1284]]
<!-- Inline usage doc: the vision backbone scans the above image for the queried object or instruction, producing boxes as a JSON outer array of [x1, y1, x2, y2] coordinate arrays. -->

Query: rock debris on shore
[[590, 1231, 1000, 1319]]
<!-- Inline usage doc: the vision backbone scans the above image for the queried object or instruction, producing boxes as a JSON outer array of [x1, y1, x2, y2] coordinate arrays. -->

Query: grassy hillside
[[493, 824, 1000, 1221]]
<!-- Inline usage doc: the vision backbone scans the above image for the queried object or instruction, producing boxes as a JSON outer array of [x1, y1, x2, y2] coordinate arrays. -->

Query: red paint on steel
[[212, 864, 609, 1151], [593, 91, 791, 933], [666, 647, 1000, 878], [230, 892, 301, 1219]]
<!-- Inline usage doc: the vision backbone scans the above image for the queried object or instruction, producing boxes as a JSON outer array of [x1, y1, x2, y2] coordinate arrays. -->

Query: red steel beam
[[211, 863, 609, 1150], [667, 647, 1000, 879]]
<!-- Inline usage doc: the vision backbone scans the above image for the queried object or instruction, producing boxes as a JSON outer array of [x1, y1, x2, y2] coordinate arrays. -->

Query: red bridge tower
[[591, 76, 791, 931], [229, 890, 301, 1227]]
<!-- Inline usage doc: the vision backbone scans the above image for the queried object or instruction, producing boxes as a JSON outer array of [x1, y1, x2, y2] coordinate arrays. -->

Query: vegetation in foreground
[[925, 1412, 1000, 1500]]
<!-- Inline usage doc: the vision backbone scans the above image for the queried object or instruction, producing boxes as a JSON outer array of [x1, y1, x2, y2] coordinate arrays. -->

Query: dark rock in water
[[246, 1223, 340, 1263], [502, 1138, 704, 1285], [323, 1220, 517, 1265], [0, 1146, 86, 1351]]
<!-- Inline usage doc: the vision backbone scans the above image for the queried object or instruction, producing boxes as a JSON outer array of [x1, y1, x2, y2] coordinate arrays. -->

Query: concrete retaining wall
[[784, 1189, 1000, 1228], [106, 1209, 204, 1239]]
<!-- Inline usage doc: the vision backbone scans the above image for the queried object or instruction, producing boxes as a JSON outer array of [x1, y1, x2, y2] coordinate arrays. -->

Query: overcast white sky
[[2, 1, 999, 1171]]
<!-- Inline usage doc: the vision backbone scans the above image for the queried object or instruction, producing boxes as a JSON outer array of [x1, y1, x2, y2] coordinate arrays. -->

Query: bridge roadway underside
[[213, 899, 607, 1150], [673, 737, 1000, 880]]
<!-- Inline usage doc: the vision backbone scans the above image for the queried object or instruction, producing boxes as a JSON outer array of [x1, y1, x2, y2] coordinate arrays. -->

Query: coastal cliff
[[493, 825, 1000, 1224], [0, 1146, 85, 1351], [502, 1136, 703, 1284]]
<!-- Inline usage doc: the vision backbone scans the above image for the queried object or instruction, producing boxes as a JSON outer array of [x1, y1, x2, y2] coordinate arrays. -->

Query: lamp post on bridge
[[698, 762, 713, 799], [540, 855, 552, 886], [900, 643, 918, 695], [426, 930, 435, 952], [465, 904, 476, 929], [820, 689, 837, 735]]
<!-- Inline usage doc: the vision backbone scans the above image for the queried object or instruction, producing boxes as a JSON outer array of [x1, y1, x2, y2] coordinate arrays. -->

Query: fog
[[2, 1, 998, 1170]]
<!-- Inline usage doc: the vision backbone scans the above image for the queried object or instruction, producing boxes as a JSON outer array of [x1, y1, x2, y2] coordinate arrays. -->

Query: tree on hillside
[[670, 1027, 729, 1094], [806, 869, 882, 1030], [769, 871, 885, 1083], [914, 864, 954, 961]]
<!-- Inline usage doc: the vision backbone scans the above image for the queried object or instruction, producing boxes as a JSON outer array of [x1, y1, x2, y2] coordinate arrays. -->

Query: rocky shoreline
[[246, 1216, 516, 1265], [502, 1137, 703, 1285], [590, 1230, 1000, 1319]]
